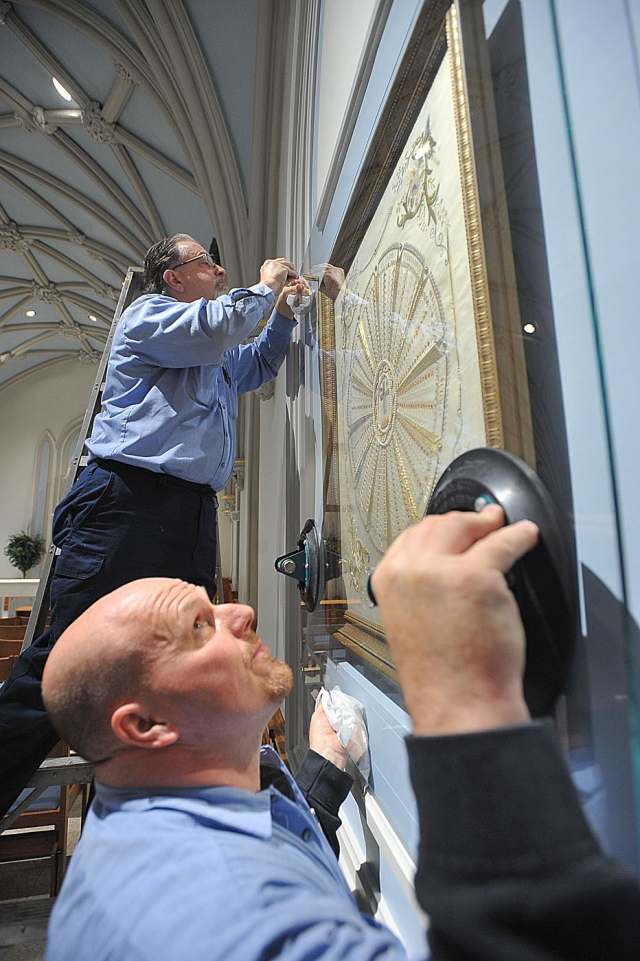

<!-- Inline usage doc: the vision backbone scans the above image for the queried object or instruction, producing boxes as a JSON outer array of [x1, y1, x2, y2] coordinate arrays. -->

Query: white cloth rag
[[320, 686, 370, 781], [286, 291, 313, 317]]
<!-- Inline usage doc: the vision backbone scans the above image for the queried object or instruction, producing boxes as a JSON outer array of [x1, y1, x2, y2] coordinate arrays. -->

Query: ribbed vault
[[0, 0, 280, 394]]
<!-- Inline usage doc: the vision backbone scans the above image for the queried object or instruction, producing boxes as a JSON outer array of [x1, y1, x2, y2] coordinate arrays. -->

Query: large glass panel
[[283, 0, 640, 885]]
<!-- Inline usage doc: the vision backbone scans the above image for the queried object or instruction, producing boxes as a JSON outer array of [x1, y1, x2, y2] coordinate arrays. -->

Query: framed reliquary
[[319, 0, 534, 676]]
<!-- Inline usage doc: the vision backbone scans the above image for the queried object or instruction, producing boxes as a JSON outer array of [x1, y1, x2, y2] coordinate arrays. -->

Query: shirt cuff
[[406, 719, 601, 883], [270, 310, 298, 334], [295, 749, 353, 816]]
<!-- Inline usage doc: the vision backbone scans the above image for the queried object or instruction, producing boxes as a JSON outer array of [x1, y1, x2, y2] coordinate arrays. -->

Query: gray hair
[[142, 233, 196, 294]]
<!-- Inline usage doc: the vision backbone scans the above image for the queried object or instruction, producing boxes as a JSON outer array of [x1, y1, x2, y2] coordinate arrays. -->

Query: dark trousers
[[0, 460, 218, 817]]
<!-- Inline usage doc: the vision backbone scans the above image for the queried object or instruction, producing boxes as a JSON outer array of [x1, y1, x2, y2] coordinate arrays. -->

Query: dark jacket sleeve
[[406, 719, 640, 961], [295, 749, 354, 857]]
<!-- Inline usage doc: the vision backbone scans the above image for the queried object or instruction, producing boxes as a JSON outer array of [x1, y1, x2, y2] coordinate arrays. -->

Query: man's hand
[[370, 505, 539, 736], [318, 264, 345, 302], [260, 258, 299, 296], [276, 277, 311, 320], [309, 698, 350, 771]]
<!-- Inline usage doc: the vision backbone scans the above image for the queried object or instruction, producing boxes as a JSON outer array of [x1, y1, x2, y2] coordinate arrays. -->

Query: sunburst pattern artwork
[[342, 244, 449, 552]]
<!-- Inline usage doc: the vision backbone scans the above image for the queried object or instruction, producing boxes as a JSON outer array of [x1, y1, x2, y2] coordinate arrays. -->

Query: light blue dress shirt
[[86, 285, 295, 490], [46, 747, 407, 961]]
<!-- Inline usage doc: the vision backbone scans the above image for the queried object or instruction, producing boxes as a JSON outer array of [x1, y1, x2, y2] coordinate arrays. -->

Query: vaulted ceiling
[[0, 0, 285, 395]]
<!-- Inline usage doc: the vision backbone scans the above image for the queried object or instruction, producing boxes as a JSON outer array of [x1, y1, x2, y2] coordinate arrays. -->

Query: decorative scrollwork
[[78, 349, 102, 364], [13, 112, 35, 132], [0, 222, 31, 252], [91, 282, 119, 301], [32, 283, 61, 304], [232, 460, 245, 491], [82, 101, 115, 144], [346, 507, 370, 594], [31, 107, 58, 135], [59, 322, 84, 342], [395, 119, 439, 229], [113, 60, 134, 86]]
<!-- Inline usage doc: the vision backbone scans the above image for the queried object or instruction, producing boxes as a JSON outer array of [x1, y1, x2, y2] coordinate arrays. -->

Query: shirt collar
[[93, 749, 295, 842]]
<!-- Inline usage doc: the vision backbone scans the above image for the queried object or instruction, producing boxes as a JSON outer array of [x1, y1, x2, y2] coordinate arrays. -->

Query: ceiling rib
[[0, 149, 147, 254], [0, 0, 268, 394]]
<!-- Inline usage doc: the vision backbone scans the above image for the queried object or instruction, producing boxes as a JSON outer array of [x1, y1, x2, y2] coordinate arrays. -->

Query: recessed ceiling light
[[88, 314, 97, 322], [523, 323, 536, 334], [26, 309, 36, 317], [52, 77, 72, 101]]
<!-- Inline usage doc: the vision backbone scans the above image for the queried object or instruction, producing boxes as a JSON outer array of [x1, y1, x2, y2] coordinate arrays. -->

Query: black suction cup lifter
[[425, 448, 578, 717], [274, 519, 345, 613]]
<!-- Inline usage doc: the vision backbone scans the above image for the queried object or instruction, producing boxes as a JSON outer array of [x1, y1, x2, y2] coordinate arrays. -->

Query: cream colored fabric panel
[[335, 48, 486, 614]]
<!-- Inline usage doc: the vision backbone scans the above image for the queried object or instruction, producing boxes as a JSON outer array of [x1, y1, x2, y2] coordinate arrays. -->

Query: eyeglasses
[[172, 252, 218, 270]]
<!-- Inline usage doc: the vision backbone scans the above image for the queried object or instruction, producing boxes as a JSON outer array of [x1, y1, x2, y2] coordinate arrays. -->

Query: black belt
[[93, 458, 218, 501]]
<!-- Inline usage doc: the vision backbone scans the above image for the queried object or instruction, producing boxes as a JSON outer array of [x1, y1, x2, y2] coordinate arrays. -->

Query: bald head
[[42, 579, 291, 788], [42, 579, 185, 763]]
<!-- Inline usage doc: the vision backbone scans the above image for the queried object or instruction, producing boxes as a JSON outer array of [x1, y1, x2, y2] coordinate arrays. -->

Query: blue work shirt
[[46, 747, 407, 961], [86, 285, 296, 490]]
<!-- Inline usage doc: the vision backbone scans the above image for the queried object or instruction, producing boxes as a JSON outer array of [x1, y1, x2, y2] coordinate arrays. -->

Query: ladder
[[21, 267, 144, 652], [21, 264, 225, 653]]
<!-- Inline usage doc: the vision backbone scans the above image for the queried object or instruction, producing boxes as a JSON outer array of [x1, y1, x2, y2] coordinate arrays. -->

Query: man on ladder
[[0, 234, 306, 818]]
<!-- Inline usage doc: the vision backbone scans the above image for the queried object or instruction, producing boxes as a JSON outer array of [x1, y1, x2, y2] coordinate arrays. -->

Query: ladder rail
[[22, 268, 145, 652]]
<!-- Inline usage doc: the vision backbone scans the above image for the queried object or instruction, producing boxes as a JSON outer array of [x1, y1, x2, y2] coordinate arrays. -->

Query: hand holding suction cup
[[425, 448, 577, 717], [366, 448, 577, 716]]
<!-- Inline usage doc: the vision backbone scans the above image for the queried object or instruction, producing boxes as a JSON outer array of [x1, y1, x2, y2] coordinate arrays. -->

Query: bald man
[[43, 508, 640, 961]]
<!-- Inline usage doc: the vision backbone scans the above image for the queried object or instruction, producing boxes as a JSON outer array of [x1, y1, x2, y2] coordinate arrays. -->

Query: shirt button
[[302, 828, 313, 841]]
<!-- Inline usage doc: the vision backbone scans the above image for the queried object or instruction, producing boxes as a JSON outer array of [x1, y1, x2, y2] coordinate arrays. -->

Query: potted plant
[[4, 531, 46, 577]]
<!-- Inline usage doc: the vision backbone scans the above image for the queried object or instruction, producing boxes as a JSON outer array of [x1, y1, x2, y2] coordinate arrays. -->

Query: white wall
[[315, 0, 378, 204], [256, 377, 292, 663], [0, 360, 96, 578]]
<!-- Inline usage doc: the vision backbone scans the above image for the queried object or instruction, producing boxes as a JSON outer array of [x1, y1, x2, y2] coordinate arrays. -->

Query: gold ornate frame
[[319, 0, 534, 678]]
